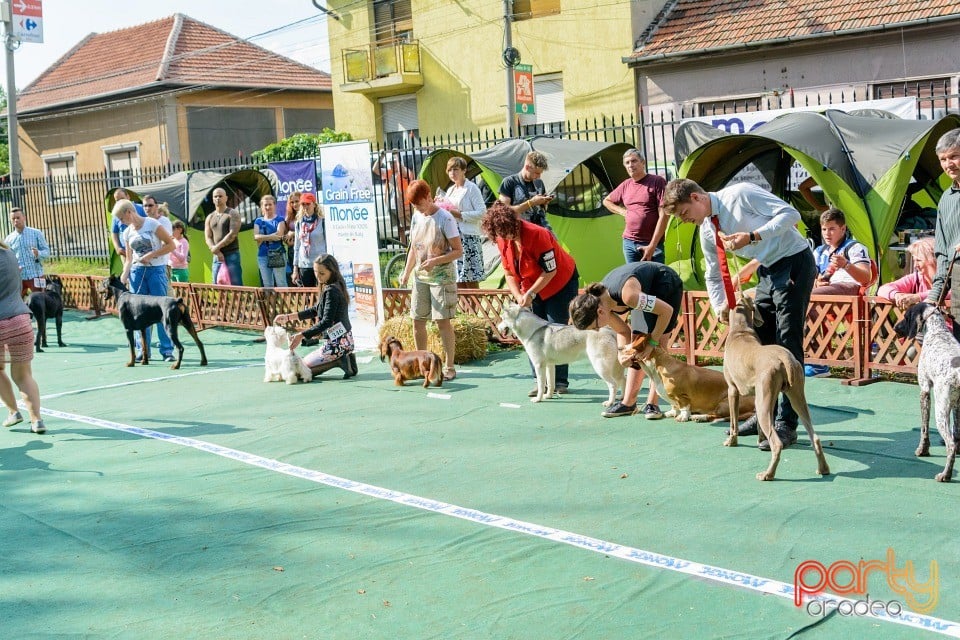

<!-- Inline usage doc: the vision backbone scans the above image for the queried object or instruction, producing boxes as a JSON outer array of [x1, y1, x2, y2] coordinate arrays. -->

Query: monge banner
[[266, 159, 318, 208], [319, 140, 384, 351]]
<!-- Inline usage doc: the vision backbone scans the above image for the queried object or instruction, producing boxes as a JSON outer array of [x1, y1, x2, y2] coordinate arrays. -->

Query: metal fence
[[2, 84, 957, 264]]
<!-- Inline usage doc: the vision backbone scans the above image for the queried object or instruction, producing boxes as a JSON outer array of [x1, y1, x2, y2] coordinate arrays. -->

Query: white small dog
[[263, 325, 313, 385]]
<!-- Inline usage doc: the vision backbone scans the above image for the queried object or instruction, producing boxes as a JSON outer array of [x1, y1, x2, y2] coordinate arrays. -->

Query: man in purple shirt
[[603, 149, 668, 263]]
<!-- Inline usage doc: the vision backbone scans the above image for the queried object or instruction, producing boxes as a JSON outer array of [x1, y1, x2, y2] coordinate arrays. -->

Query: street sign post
[[11, 0, 42, 44]]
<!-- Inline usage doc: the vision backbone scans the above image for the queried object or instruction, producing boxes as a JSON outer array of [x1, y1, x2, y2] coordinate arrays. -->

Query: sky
[[8, 0, 331, 90]]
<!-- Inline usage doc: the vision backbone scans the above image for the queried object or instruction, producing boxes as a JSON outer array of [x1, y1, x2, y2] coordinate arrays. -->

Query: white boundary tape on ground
[[40, 365, 260, 400], [37, 406, 960, 637]]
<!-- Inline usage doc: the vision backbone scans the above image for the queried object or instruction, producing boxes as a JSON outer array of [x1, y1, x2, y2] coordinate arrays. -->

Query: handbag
[[267, 245, 286, 268]]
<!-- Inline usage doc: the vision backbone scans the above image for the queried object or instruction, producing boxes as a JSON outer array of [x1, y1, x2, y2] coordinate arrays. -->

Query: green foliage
[[0, 142, 8, 176], [252, 129, 353, 162]]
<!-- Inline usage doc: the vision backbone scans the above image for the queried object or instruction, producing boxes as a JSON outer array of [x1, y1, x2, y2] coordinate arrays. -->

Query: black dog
[[99, 275, 208, 370], [28, 275, 66, 353]]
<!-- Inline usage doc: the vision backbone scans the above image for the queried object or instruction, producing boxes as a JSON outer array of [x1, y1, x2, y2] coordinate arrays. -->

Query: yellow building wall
[[327, 0, 636, 141]]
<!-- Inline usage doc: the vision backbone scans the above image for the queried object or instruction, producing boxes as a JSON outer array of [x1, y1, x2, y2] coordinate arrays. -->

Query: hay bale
[[378, 314, 488, 364]]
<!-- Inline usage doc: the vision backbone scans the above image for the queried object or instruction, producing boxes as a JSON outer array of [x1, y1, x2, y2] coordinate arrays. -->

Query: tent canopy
[[418, 137, 634, 283], [104, 168, 274, 286], [671, 110, 960, 284], [110, 169, 274, 228]]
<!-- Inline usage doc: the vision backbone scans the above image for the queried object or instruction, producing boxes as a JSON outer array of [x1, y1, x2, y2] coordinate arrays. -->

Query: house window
[[373, 0, 412, 44], [380, 95, 419, 148], [873, 76, 953, 113], [519, 74, 565, 136], [513, 0, 560, 21], [697, 96, 763, 116], [42, 153, 78, 204], [102, 144, 141, 190]]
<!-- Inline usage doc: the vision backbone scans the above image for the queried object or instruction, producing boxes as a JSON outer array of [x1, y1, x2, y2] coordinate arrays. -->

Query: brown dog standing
[[626, 333, 755, 422], [379, 336, 443, 388], [723, 296, 830, 481]]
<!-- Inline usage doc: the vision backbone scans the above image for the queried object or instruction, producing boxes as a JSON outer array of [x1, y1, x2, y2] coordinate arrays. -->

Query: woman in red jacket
[[482, 201, 579, 395]]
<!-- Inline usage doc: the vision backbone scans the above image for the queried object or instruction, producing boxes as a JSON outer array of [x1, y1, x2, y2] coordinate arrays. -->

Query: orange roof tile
[[18, 14, 331, 113], [630, 0, 960, 62]]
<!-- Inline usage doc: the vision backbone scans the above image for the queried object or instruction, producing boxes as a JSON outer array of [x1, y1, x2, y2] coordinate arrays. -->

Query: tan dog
[[723, 296, 830, 481], [625, 334, 756, 423], [379, 336, 443, 388]]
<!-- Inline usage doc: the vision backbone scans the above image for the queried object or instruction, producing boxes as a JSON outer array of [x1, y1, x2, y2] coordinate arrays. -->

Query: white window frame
[[519, 73, 565, 134], [42, 152, 79, 205], [101, 142, 142, 189]]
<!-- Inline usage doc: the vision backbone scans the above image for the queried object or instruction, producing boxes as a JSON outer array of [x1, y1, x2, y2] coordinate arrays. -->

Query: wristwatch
[[749, 231, 758, 244]]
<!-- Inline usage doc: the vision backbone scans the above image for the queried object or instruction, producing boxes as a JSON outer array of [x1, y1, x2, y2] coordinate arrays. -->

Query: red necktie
[[710, 216, 737, 309]]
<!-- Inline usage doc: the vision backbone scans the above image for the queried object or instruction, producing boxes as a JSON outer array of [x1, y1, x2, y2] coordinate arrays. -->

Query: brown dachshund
[[379, 336, 443, 388]]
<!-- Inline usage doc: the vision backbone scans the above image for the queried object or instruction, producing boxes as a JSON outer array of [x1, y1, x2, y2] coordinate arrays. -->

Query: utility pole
[[1, 1, 20, 196], [503, 0, 515, 137]]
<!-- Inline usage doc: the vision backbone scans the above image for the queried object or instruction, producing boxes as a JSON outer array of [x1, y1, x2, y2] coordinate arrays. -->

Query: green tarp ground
[[104, 170, 274, 286], [673, 110, 960, 285], [419, 138, 634, 284], [2, 311, 956, 638]]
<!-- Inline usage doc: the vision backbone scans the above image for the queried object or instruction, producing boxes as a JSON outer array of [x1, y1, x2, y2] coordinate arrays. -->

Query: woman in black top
[[275, 253, 357, 378], [568, 262, 683, 419]]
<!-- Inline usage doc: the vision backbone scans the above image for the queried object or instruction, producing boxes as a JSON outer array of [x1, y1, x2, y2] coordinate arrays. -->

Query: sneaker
[[31, 420, 46, 434], [556, 384, 569, 395], [601, 401, 638, 418], [804, 364, 831, 378], [163, 355, 176, 362], [759, 425, 798, 451], [2, 410, 23, 428], [642, 403, 664, 420], [726, 415, 758, 437]]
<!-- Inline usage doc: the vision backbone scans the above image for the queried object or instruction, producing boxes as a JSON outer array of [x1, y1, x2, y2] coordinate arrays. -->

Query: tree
[[252, 128, 353, 162]]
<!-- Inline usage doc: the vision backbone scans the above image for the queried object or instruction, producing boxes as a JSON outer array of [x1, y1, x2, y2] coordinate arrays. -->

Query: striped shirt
[[3, 226, 49, 280], [927, 186, 960, 304]]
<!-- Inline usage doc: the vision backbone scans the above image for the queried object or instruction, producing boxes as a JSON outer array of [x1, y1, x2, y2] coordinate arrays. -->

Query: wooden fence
[[61, 275, 914, 384]]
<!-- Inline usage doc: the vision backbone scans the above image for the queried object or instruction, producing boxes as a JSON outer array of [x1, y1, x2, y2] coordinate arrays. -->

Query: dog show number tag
[[326, 322, 347, 340]]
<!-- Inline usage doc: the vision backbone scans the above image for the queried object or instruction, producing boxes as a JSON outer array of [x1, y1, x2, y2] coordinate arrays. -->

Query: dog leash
[[935, 248, 959, 310]]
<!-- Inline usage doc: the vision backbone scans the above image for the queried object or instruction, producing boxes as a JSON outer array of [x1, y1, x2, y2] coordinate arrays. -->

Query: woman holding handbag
[[275, 253, 357, 378], [253, 194, 288, 287]]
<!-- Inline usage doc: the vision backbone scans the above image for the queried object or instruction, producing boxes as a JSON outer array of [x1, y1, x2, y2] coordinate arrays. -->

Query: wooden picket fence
[[59, 274, 913, 384]]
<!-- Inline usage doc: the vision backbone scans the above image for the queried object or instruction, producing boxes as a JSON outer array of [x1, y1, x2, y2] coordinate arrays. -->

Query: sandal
[[442, 367, 457, 381]]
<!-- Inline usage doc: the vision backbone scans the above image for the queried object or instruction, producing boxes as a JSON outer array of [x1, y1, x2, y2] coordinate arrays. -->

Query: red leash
[[710, 216, 737, 309]]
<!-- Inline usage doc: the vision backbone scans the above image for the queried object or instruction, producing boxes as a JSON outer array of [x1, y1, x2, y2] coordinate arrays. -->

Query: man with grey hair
[[499, 151, 554, 230], [925, 128, 960, 341], [603, 149, 668, 263]]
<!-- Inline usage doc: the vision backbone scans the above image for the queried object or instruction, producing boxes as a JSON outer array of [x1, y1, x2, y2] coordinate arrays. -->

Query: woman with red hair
[[398, 179, 464, 381], [481, 201, 579, 396]]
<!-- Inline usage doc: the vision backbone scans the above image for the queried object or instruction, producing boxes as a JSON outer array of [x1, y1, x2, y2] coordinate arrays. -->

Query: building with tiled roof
[[17, 13, 333, 179], [626, 0, 960, 118]]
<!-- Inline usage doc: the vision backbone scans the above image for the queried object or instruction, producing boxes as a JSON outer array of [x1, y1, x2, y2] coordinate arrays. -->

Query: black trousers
[[753, 248, 817, 429]]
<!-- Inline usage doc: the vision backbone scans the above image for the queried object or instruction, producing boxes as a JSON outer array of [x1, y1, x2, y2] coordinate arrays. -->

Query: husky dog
[[263, 325, 313, 385], [498, 303, 625, 404]]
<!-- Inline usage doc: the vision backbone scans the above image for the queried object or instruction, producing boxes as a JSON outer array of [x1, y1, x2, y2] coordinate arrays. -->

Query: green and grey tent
[[105, 169, 274, 285], [671, 110, 960, 286], [419, 137, 634, 284]]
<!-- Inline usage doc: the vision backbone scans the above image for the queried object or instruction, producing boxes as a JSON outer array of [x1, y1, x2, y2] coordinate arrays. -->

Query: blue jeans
[[212, 250, 243, 286], [129, 265, 173, 359], [528, 268, 580, 387], [623, 239, 664, 264], [257, 256, 287, 288]]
